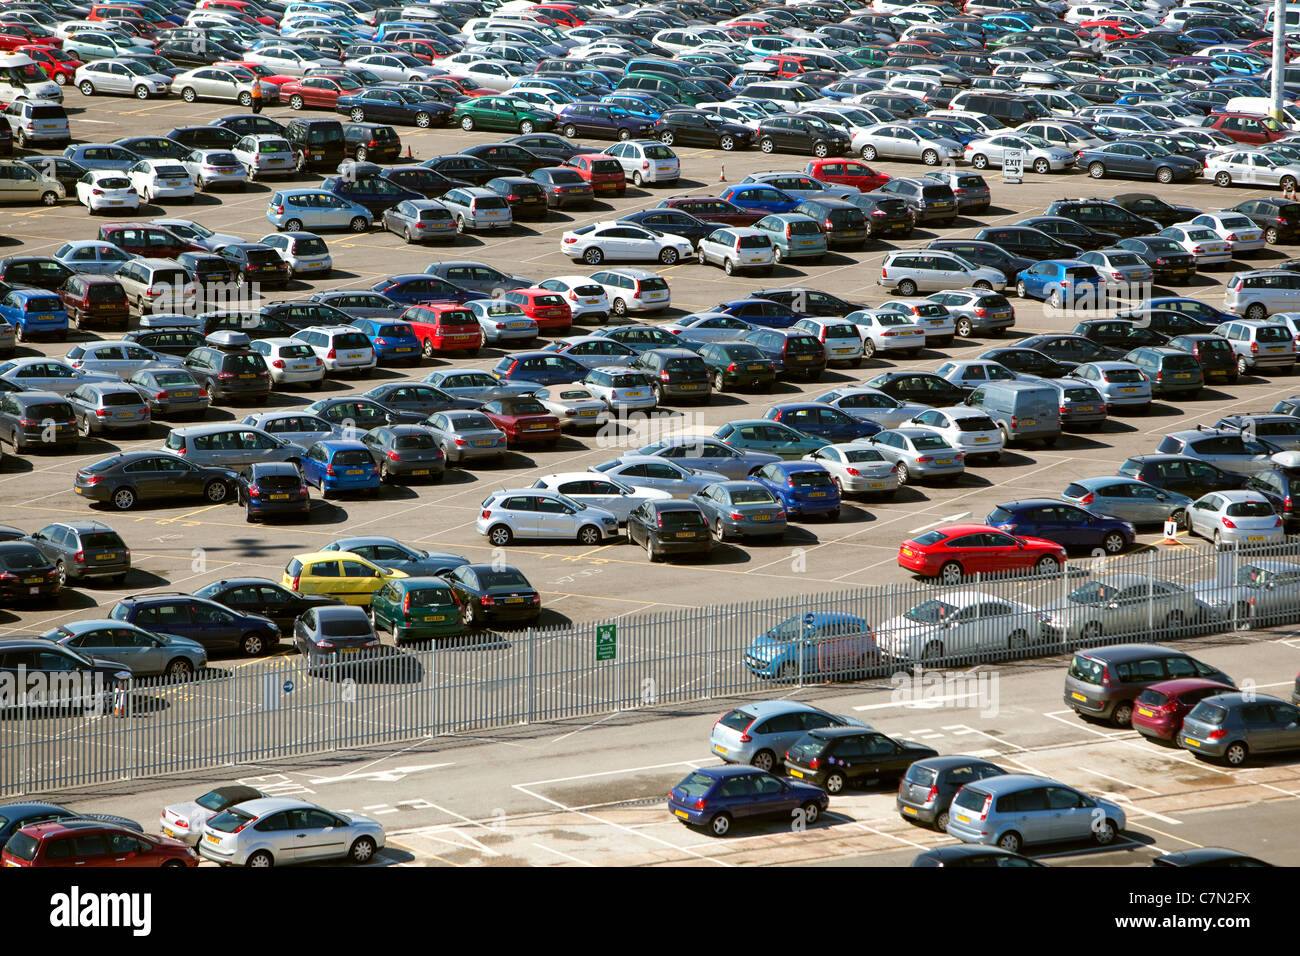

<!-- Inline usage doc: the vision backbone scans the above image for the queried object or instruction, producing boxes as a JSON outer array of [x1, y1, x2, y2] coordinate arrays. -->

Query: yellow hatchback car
[[283, 551, 408, 606]]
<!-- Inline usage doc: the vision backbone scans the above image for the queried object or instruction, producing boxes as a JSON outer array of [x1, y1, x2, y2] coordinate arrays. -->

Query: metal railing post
[[525, 626, 534, 725]]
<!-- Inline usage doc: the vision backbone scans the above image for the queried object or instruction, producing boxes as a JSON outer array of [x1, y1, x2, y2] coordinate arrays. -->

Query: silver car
[[198, 797, 384, 867], [173, 65, 271, 106], [467, 299, 537, 346], [582, 366, 657, 411], [710, 700, 867, 770], [421, 409, 507, 464], [160, 785, 270, 846], [740, 171, 859, 201], [946, 774, 1126, 853], [65, 341, 179, 379], [1186, 490, 1285, 550], [879, 249, 1007, 295], [966, 132, 1077, 173], [421, 369, 537, 402], [876, 591, 1050, 664], [46, 619, 207, 678], [1180, 693, 1300, 766], [632, 436, 780, 480], [548, 337, 639, 370], [1061, 476, 1191, 527], [242, 411, 340, 448], [660, 312, 754, 343], [590, 456, 727, 498], [257, 231, 332, 278], [232, 134, 296, 180], [441, 186, 513, 233], [843, 310, 927, 360], [813, 388, 930, 429], [67, 381, 150, 436], [1042, 574, 1202, 644], [862, 427, 965, 485], [181, 148, 249, 191], [162, 423, 307, 469], [532, 385, 610, 428], [126, 366, 211, 418], [530, 471, 672, 523], [856, 122, 964, 165], [477, 488, 619, 546], [1193, 559, 1300, 630], [1070, 361, 1152, 411], [926, 288, 1016, 337], [1077, 249, 1154, 289], [0, 358, 117, 395], [74, 59, 170, 99], [803, 443, 899, 496]]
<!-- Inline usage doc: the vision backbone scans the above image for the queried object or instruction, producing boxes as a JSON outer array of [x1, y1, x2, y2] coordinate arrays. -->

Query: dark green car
[[714, 419, 827, 460], [697, 342, 777, 392], [370, 577, 464, 641], [452, 96, 555, 135]]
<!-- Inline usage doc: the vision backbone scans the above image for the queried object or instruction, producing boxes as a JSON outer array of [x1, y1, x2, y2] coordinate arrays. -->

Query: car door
[[288, 807, 351, 862], [191, 601, 244, 652], [1045, 786, 1093, 841], [1005, 786, 1053, 844]]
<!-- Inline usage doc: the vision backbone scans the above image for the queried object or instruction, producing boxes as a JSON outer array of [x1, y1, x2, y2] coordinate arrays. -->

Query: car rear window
[[333, 332, 371, 350], [207, 808, 255, 832], [786, 336, 822, 354], [787, 219, 822, 235], [407, 586, 454, 606], [904, 763, 937, 786], [285, 558, 303, 577], [331, 449, 371, 466], [1136, 689, 1169, 706], [921, 185, 952, 200], [1258, 326, 1290, 343], [319, 616, 374, 637], [1226, 501, 1274, 517], [591, 159, 621, 174], [1064, 483, 1088, 498], [225, 354, 265, 375], [790, 470, 832, 488], [102, 393, 141, 407], [548, 169, 584, 184], [664, 357, 704, 373], [5, 832, 38, 861], [787, 735, 828, 762], [480, 569, 529, 588], [1069, 654, 1105, 685], [394, 434, 435, 450], [956, 415, 995, 431], [1162, 354, 1199, 371], [259, 473, 300, 491], [451, 413, 494, 430], [1064, 267, 1098, 280], [987, 506, 1014, 523], [638, 277, 669, 292], [1064, 387, 1102, 402], [913, 530, 945, 546], [912, 434, 949, 450], [418, 208, 452, 222], [659, 508, 707, 529], [437, 309, 475, 326], [1189, 701, 1227, 724], [677, 771, 715, 797], [279, 343, 314, 359], [718, 709, 754, 732], [308, 125, 344, 144], [26, 296, 62, 312], [85, 284, 126, 302], [951, 787, 988, 812], [472, 196, 510, 210], [80, 532, 125, 549], [1104, 368, 1144, 383], [738, 234, 771, 248], [824, 324, 857, 339]]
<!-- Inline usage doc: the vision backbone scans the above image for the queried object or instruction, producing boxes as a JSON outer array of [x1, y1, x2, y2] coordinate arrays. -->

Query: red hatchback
[[281, 74, 362, 111], [0, 23, 60, 50], [503, 287, 572, 334], [2, 819, 198, 868], [897, 523, 1067, 582], [565, 153, 625, 196], [1206, 111, 1288, 146], [403, 303, 482, 356], [480, 395, 561, 447], [1132, 678, 1237, 741], [20, 44, 80, 85], [805, 158, 890, 193]]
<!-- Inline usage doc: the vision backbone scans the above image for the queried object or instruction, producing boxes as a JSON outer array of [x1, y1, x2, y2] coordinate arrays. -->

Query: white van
[[0, 54, 63, 105], [1226, 97, 1300, 130], [1264, 5, 1300, 31]]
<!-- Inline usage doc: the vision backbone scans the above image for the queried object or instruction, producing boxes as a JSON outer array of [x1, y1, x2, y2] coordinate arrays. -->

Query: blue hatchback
[[667, 765, 830, 837], [742, 611, 877, 681], [0, 288, 69, 341], [715, 298, 804, 329], [749, 460, 841, 519], [765, 403, 882, 442], [986, 498, 1135, 554], [719, 183, 801, 215], [347, 317, 421, 366], [1015, 259, 1106, 307], [301, 440, 381, 498]]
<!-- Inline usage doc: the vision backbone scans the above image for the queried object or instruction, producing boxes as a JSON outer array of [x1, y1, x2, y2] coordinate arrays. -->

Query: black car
[[380, 164, 470, 198], [1017, 216, 1120, 251], [155, 37, 240, 66], [484, 176, 549, 220], [361, 382, 478, 416], [201, 310, 297, 339], [192, 577, 339, 632], [794, 197, 868, 249], [307, 396, 420, 428], [0, 803, 141, 851], [182, 343, 272, 403], [530, 166, 595, 208], [294, 604, 378, 667], [321, 173, 423, 217], [122, 328, 206, 358], [927, 239, 1033, 283], [19, 156, 88, 194], [439, 563, 540, 627], [0, 636, 133, 710], [696, 341, 777, 392], [897, 755, 1008, 831], [1166, 334, 1239, 384], [360, 425, 446, 483], [342, 122, 401, 164], [462, 142, 550, 174], [756, 113, 851, 157], [1017, 333, 1122, 369], [865, 371, 967, 407], [752, 287, 865, 317], [25, 520, 129, 586], [629, 348, 711, 405], [784, 727, 938, 793], [1112, 192, 1203, 228], [0, 256, 73, 292], [1149, 848, 1273, 867], [282, 116, 344, 171], [234, 461, 311, 522], [74, 451, 237, 512], [114, 136, 191, 161], [167, 125, 239, 150], [108, 592, 279, 657], [0, 540, 60, 604], [421, 154, 521, 187], [653, 108, 753, 151], [1044, 199, 1161, 238], [1229, 197, 1300, 244], [177, 251, 232, 291], [505, 132, 603, 163], [911, 845, 1045, 867], [1245, 464, 1300, 530], [259, 301, 354, 331], [1114, 237, 1198, 284], [972, 225, 1083, 261], [1073, 319, 1169, 351], [619, 208, 716, 247], [626, 500, 712, 562], [845, 192, 913, 238], [1117, 453, 1245, 499], [217, 243, 289, 289], [211, 113, 287, 138]]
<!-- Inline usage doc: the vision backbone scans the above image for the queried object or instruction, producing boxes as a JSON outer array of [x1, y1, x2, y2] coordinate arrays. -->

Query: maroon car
[[479, 396, 561, 447], [97, 224, 204, 259], [1132, 678, 1237, 741], [657, 196, 763, 227], [58, 274, 129, 330]]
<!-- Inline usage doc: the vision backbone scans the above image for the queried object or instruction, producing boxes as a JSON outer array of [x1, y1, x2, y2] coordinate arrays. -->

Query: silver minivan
[[878, 249, 1006, 295], [962, 380, 1061, 447], [1212, 318, 1296, 375], [945, 773, 1127, 853], [162, 423, 307, 469]]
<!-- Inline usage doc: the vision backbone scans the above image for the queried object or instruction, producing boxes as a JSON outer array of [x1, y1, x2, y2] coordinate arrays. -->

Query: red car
[[565, 153, 625, 196], [434, 76, 493, 98], [216, 60, 295, 88], [660, 196, 762, 227], [1205, 111, 1288, 146], [98, 224, 203, 259], [0, 23, 60, 51], [1132, 678, 1237, 741], [18, 44, 79, 85], [480, 395, 561, 447], [897, 523, 1067, 581], [2, 819, 198, 867], [281, 74, 363, 111], [1078, 19, 1144, 40], [403, 303, 483, 356], [763, 53, 814, 78], [503, 287, 572, 333], [199, 0, 278, 27], [395, 37, 453, 62], [531, 4, 585, 26], [805, 157, 889, 193]]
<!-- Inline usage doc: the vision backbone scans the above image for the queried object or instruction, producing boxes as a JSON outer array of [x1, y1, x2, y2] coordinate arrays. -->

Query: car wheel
[[1237, 356, 1250, 376], [938, 560, 962, 585], [241, 632, 266, 656], [934, 810, 949, 832], [349, 216, 369, 233], [646, 536, 658, 562], [713, 518, 726, 542], [1048, 288, 1062, 308], [1223, 741, 1248, 766], [563, 124, 578, 138], [204, 479, 229, 503], [895, 461, 910, 485], [824, 771, 845, 795], [488, 524, 513, 547], [1035, 555, 1059, 575], [897, 279, 917, 295], [348, 107, 365, 122], [709, 813, 732, 837], [1163, 609, 1184, 633], [165, 658, 194, 679], [1245, 302, 1267, 321], [1080, 620, 1102, 642], [284, 218, 303, 232], [970, 153, 988, 170], [246, 850, 274, 868], [632, 171, 643, 188], [402, 226, 415, 243], [415, 112, 432, 129], [759, 137, 775, 153], [1008, 629, 1028, 650], [41, 190, 58, 207], [355, 146, 369, 162], [659, 247, 679, 265], [54, 73, 67, 86], [379, 461, 392, 483], [813, 142, 829, 158], [461, 601, 478, 627], [1155, 166, 1174, 184], [921, 148, 938, 166], [861, 338, 876, 359], [182, 87, 197, 103], [920, 641, 944, 663], [583, 246, 603, 265], [577, 524, 601, 546], [110, 486, 138, 511], [617, 128, 631, 141], [771, 246, 782, 264], [1102, 532, 1125, 555], [719, 134, 735, 151], [860, 144, 877, 161], [996, 832, 1022, 854], [751, 749, 775, 772], [348, 836, 377, 864], [134, 85, 150, 100], [611, 298, 626, 316], [79, 80, 94, 96], [518, 119, 534, 134], [724, 258, 735, 275], [77, 416, 91, 438], [290, 94, 304, 110], [955, 317, 973, 338], [1111, 700, 1134, 728]]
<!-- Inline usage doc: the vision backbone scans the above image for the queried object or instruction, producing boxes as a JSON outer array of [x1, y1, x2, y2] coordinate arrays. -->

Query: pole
[[1273, 0, 1288, 124]]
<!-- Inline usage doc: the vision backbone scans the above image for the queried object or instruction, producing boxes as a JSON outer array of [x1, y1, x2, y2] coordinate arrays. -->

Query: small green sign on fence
[[596, 623, 617, 662]]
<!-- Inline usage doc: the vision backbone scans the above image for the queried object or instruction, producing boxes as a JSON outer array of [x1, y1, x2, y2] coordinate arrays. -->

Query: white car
[[1189, 212, 1266, 254], [343, 53, 442, 82], [697, 101, 764, 131], [290, 325, 377, 374], [791, 316, 865, 366], [532, 385, 611, 428], [198, 797, 385, 867], [537, 276, 611, 322], [812, 387, 931, 429], [248, 337, 327, 385], [75, 169, 139, 213], [181, 148, 249, 191], [1206, 148, 1300, 190], [843, 309, 926, 359], [876, 590, 1049, 664], [244, 44, 342, 76], [603, 140, 680, 186], [876, 298, 956, 346], [1016, 121, 1107, 152], [696, 227, 775, 275], [803, 442, 900, 495], [127, 159, 195, 204], [660, 313, 754, 343], [966, 133, 1077, 173], [447, 59, 531, 91], [477, 487, 620, 546], [1186, 490, 1285, 550], [258, 231, 332, 277], [561, 221, 693, 266], [1158, 223, 1233, 264], [231, 134, 296, 180], [74, 60, 170, 99], [582, 365, 657, 410], [531, 472, 672, 522], [160, 785, 270, 846], [907, 406, 1004, 461]]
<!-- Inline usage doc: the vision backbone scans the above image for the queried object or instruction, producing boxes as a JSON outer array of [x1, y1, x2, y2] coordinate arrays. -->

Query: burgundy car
[[97, 224, 204, 259], [479, 396, 561, 447], [1132, 678, 1237, 741]]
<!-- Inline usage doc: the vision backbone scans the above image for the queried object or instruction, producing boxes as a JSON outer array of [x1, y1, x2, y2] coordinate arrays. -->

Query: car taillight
[[1275, 516, 1283, 528], [978, 794, 992, 821], [808, 757, 820, 770], [217, 372, 233, 380], [694, 798, 706, 810], [272, 359, 285, 368], [289, 575, 300, 590], [917, 455, 932, 463], [315, 639, 335, 649], [248, 483, 260, 498], [1208, 729, 1227, 740], [73, 550, 85, 564], [974, 307, 988, 317], [481, 509, 492, 519], [563, 236, 577, 243], [272, 204, 283, 214], [387, 450, 401, 461], [1226, 233, 1238, 242], [1251, 341, 1259, 353], [660, 370, 670, 381], [1222, 517, 1236, 529], [1193, 246, 1205, 254], [325, 464, 335, 476]]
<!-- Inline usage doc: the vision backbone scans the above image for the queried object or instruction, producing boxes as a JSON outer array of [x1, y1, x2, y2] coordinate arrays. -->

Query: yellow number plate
[[1071, 692, 1087, 702], [674, 809, 689, 819], [1137, 707, 1154, 717], [1184, 737, 1199, 747], [789, 769, 804, 778], [902, 806, 917, 816]]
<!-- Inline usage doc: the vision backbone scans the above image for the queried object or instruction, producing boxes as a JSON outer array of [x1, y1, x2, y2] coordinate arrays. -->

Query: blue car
[[0, 288, 69, 341], [765, 403, 882, 442], [346, 316, 421, 365], [335, 88, 452, 127], [301, 440, 381, 498], [492, 350, 588, 387], [985, 498, 1135, 554], [749, 460, 841, 519], [667, 765, 830, 836], [370, 274, 486, 307], [1145, 297, 1233, 328], [1014, 259, 1106, 308], [719, 182, 801, 215], [267, 189, 374, 233], [599, 93, 662, 122], [741, 611, 876, 681], [715, 298, 804, 329]]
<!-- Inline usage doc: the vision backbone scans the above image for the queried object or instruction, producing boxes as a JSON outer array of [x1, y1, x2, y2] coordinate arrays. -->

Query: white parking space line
[[824, 813, 930, 850], [1076, 767, 1160, 796], [533, 843, 594, 866], [908, 512, 971, 535]]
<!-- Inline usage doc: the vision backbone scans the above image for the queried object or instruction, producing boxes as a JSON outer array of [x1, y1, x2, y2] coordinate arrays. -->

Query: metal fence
[[4, 539, 1298, 796]]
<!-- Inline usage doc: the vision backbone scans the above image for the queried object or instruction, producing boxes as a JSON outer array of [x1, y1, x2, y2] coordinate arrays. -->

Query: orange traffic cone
[[112, 686, 127, 718], [1159, 518, 1183, 546], [405, 144, 413, 161], [719, 164, 726, 182]]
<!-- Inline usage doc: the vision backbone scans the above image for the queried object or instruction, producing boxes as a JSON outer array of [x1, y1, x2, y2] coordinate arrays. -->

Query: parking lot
[[6, 89, 1300, 643]]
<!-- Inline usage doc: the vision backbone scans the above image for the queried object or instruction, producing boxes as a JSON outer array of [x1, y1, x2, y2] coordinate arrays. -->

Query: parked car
[[945, 773, 1126, 853], [667, 765, 829, 837]]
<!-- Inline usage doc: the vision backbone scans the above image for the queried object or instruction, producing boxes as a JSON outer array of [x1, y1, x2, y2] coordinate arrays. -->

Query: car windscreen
[[905, 599, 957, 623]]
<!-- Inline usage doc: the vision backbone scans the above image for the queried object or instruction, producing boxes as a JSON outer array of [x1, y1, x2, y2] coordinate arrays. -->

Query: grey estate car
[[162, 423, 307, 469], [1063, 644, 1233, 727]]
